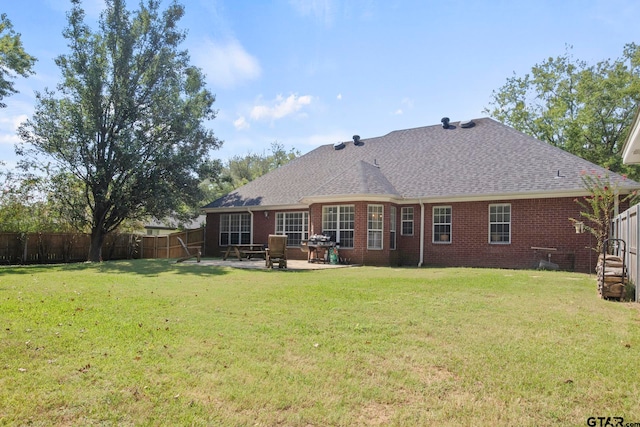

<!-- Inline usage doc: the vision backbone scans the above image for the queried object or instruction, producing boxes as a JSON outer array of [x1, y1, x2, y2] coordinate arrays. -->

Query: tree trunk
[[88, 228, 105, 262]]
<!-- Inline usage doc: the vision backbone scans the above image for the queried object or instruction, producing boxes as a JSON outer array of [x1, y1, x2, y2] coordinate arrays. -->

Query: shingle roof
[[204, 117, 639, 209]]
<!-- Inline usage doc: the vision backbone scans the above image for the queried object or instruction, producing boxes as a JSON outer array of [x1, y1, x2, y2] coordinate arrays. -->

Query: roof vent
[[334, 141, 345, 150], [353, 135, 363, 146], [460, 119, 475, 128], [441, 117, 450, 129]]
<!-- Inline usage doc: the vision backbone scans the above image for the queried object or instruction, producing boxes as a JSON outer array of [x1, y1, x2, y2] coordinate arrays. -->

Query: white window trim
[[275, 211, 309, 247], [390, 206, 397, 251], [432, 206, 452, 244], [401, 207, 414, 236], [489, 203, 511, 244], [322, 205, 355, 248], [219, 212, 251, 246], [367, 204, 384, 250]]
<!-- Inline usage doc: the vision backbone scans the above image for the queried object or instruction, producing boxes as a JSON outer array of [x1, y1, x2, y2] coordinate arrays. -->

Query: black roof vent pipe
[[441, 117, 450, 129], [353, 135, 363, 146]]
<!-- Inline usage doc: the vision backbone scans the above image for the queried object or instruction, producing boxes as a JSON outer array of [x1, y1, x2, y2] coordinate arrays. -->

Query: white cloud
[[233, 116, 250, 130], [0, 114, 28, 130], [393, 109, 403, 115], [289, 0, 336, 26], [0, 133, 20, 146], [193, 38, 261, 89], [0, 114, 28, 146], [298, 131, 349, 148], [337, 93, 342, 100], [401, 97, 414, 109], [250, 94, 313, 121]]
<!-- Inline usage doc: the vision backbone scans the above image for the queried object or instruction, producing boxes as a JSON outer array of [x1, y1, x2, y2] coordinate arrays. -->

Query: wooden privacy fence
[[0, 228, 205, 265], [139, 228, 205, 260], [611, 204, 639, 302]]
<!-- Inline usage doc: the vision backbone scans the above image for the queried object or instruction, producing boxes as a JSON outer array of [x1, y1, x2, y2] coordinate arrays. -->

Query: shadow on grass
[[0, 258, 230, 277]]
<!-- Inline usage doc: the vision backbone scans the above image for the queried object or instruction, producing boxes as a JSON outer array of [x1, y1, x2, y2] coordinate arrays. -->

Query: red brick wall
[[205, 209, 309, 260], [422, 197, 594, 272], [206, 196, 599, 272], [396, 204, 422, 266]]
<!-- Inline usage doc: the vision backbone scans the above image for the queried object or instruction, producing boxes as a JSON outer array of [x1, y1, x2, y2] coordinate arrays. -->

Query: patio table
[[222, 244, 266, 261]]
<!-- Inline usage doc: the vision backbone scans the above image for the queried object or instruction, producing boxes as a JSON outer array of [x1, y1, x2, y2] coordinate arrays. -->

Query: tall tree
[[485, 44, 640, 180], [17, 0, 221, 261], [0, 13, 36, 107], [199, 142, 300, 203]]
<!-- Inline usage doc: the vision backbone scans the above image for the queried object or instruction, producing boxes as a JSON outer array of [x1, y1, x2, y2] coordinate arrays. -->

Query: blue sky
[[1, 0, 639, 169]]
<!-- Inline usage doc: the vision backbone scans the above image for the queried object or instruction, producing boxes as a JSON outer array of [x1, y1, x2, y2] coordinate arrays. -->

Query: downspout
[[248, 209, 254, 244], [418, 199, 425, 267]]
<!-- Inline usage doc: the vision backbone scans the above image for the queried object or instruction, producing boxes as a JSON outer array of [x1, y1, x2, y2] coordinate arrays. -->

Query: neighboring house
[[144, 215, 206, 236], [203, 117, 639, 272]]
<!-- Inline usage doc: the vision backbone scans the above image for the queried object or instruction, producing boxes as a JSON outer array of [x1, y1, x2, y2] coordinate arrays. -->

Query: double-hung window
[[401, 207, 414, 236], [219, 213, 251, 245], [433, 206, 451, 243], [275, 211, 308, 247], [322, 205, 354, 248], [489, 204, 511, 244], [389, 206, 397, 250], [367, 205, 384, 250]]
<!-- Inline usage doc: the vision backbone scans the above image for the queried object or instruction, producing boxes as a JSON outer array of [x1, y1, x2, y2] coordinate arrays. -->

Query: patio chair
[[265, 234, 287, 268], [176, 237, 201, 263]]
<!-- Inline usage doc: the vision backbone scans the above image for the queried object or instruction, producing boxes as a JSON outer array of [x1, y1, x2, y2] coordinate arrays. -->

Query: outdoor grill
[[303, 235, 336, 263], [308, 234, 332, 244]]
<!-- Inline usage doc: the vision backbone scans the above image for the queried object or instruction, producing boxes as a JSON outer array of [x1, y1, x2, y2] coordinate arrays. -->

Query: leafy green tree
[[199, 142, 299, 203], [17, 0, 221, 261], [0, 13, 36, 107], [0, 169, 75, 232], [226, 142, 299, 187], [570, 172, 636, 256], [485, 44, 640, 180]]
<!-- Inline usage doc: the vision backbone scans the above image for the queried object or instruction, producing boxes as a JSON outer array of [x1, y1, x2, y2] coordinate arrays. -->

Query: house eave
[[203, 186, 638, 213], [401, 188, 636, 204], [202, 203, 309, 214], [622, 106, 640, 164], [299, 193, 402, 205]]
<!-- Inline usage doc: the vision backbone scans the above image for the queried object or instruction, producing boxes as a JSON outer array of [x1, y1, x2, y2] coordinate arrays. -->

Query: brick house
[[203, 117, 638, 272]]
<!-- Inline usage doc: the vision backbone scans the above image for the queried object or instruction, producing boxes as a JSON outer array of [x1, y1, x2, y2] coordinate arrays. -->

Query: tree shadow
[[95, 259, 230, 277], [0, 259, 230, 277], [205, 193, 264, 208]]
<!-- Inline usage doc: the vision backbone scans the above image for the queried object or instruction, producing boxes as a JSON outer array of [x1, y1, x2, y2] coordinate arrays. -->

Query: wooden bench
[[242, 250, 266, 259], [177, 237, 201, 263], [222, 244, 266, 261]]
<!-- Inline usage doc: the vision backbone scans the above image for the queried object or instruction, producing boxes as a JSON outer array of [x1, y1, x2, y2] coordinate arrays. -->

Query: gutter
[[418, 199, 425, 267], [248, 209, 254, 244]]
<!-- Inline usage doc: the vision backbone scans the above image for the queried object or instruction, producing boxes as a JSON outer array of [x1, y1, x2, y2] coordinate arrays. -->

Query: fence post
[[636, 205, 640, 302], [22, 233, 28, 264]]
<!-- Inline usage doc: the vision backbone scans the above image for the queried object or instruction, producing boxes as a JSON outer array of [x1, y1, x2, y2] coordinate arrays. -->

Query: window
[[219, 213, 251, 245], [390, 206, 397, 250], [368, 205, 384, 250], [489, 204, 511, 244], [401, 207, 414, 236], [433, 206, 451, 243], [275, 211, 308, 246], [322, 205, 355, 248]]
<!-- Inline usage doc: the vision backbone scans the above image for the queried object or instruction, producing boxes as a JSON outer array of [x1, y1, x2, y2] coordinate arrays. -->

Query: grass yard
[[1, 260, 639, 426]]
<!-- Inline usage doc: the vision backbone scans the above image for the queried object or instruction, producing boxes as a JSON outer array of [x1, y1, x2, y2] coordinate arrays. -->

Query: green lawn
[[1, 260, 639, 426]]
